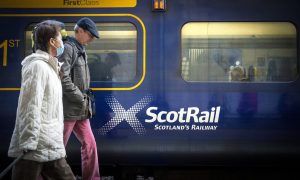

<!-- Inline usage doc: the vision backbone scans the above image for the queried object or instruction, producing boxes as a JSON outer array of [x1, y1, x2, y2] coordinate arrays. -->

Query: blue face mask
[[54, 39, 64, 57]]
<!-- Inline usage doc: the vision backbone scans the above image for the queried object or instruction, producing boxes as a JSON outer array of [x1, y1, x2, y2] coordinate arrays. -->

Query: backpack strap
[[64, 40, 78, 69], [64, 37, 84, 69]]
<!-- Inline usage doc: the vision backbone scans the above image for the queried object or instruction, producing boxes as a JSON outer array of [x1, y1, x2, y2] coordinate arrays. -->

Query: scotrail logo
[[145, 106, 220, 131], [98, 95, 221, 136]]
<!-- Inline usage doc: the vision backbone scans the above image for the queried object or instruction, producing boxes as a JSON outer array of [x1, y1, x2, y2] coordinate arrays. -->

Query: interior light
[[152, 0, 166, 11]]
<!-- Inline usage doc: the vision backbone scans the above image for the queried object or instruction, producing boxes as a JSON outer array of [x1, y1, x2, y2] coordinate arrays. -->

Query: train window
[[181, 22, 297, 82], [25, 22, 137, 82]]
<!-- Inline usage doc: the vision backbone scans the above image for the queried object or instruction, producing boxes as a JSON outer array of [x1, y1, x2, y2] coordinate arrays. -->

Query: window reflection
[[181, 22, 297, 82]]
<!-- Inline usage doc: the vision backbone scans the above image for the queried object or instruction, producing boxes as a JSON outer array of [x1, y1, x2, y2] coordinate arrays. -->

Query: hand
[[82, 94, 87, 102]]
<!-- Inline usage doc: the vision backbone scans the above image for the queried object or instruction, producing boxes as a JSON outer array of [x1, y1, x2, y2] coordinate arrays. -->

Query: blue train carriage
[[0, 0, 300, 178]]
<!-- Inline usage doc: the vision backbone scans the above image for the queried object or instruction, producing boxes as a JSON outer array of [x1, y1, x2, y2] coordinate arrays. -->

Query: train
[[1, 0, 300, 179]]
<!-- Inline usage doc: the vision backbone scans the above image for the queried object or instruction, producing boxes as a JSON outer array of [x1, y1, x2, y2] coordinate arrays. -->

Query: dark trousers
[[12, 158, 75, 180]]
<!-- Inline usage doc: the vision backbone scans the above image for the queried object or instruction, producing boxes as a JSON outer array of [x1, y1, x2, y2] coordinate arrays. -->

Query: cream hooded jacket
[[8, 50, 66, 162]]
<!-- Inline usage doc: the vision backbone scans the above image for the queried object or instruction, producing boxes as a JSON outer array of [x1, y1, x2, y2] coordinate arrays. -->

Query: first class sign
[[0, 0, 137, 8]]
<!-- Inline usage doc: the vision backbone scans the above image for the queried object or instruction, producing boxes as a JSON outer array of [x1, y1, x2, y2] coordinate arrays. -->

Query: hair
[[105, 52, 121, 67], [74, 24, 80, 33], [231, 66, 245, 81], [32, 20, 63, 52]]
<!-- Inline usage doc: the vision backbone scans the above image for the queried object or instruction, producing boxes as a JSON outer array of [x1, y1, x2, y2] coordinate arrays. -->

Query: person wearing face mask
[[58, 17, 100, 180], [8, 20, 75, 180]]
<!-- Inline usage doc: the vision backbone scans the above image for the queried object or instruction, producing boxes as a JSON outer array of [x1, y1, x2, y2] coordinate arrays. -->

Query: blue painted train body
[[0, 0, 300, 176]]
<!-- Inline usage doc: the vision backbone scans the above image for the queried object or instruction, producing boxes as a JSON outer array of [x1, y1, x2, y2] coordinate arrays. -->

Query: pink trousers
[[64, 119, 100, 180]]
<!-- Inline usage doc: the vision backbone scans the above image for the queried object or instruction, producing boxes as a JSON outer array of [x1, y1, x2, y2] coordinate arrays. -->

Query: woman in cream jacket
[[8, 20, 75, 180]]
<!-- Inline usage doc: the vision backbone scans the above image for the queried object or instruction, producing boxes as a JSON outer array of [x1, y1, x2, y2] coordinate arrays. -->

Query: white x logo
[[98, 95, 153, 135]]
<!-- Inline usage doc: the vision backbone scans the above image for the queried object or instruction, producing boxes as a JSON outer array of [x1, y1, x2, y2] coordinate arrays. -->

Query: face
[[54, 33, 63, 48], [77, 28, 95, 46], [50, 33, 63, 48], [111, 64, 121, 74], [49, 32, 63, 56]]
